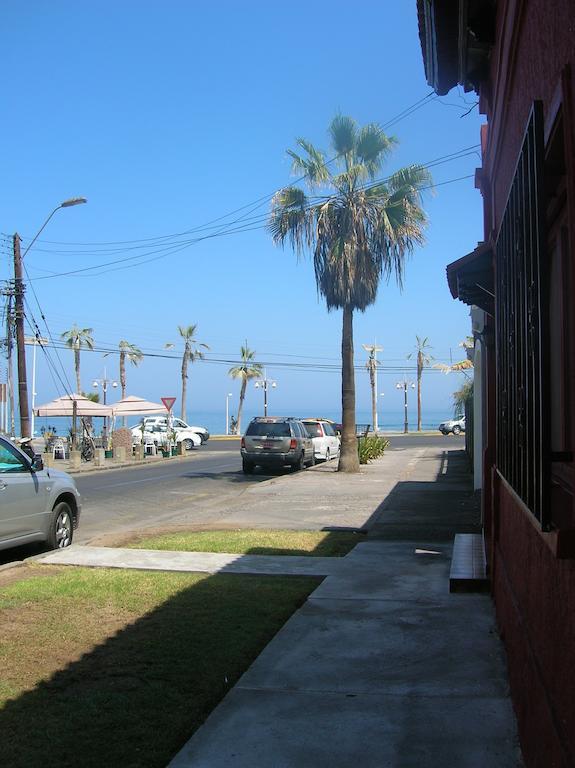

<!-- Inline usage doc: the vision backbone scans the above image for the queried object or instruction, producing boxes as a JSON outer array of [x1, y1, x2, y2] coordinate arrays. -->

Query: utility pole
[[13, 234, 30, 438], [362, 342, 383, 433], [4, 286, 16, 436]]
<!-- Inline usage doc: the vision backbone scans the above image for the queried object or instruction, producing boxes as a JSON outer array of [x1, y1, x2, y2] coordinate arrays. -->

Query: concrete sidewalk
[[38, 444, 522, 766], [167, 447, 521, 767]]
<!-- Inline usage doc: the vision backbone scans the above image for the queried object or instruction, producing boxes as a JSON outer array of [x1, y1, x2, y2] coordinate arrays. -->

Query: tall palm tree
[[118, 340, 143, 399], [169, 325, 209, 422], [60, 324, 94, 393], [228, 342, 263, 434], [407, 336, 434, 431], [269, 115, 430, 471]]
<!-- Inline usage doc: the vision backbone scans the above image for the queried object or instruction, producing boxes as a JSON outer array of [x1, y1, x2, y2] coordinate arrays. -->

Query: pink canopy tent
[[34, 394, 113, 417], [111, 395, 168, 417]]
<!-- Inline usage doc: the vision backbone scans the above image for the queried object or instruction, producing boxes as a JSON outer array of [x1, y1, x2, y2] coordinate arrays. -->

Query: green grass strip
[[125, 528, 363, 557], [0, 566, 319, 768]]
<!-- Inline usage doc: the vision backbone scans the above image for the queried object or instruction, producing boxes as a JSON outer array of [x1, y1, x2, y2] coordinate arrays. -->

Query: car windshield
[[246, 422, 291, 437], [303, 422, 322, 437]]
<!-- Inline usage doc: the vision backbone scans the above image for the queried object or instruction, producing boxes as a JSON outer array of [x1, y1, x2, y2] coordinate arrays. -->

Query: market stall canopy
[[111, 396, 168, 416], [34, 394, 113, 417]]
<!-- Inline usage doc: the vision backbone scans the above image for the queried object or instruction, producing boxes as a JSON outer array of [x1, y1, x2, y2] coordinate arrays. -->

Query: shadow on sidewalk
[[325, 448, 481, 543]]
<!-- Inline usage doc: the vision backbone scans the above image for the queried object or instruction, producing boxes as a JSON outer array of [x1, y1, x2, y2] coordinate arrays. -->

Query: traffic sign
[[161, 397, 176, 412]]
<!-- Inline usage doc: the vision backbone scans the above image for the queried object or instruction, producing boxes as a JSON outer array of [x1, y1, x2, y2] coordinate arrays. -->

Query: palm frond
[[269, 186, 317, 255], [287, 139, 329, 187], [355, 124, 397, 177], [328, 114, 357, 159]]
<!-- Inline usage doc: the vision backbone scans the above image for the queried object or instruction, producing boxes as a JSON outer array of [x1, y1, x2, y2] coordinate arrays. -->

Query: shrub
[[358, 435, 389, 464]]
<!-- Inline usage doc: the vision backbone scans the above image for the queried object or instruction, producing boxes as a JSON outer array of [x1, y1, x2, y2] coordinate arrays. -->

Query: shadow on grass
[[0, 569, 319, 768]]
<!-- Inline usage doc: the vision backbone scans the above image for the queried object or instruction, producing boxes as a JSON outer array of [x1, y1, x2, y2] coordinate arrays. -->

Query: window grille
[[495, 101, 550, 528]]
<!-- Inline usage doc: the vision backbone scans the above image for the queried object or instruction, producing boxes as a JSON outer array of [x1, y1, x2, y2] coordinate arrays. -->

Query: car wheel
[[47, 501, 73, 549], [307, 452, 316, 467], [452, 425, 461, 435], [242, 459, 255, 474], [292, 452, 305, 472], [325, 448, 331, 462], [183, 438, 195, 450]]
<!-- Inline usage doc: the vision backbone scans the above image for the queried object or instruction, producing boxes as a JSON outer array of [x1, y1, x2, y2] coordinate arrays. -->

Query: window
[[495, 101, 549, 527], [0, 440, 28, 473], [303, 422, 322, 437], [246, 422, 291, 437]]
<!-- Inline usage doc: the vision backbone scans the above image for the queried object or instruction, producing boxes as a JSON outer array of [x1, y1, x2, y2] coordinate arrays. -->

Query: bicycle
[[80, 435, 96, 462]]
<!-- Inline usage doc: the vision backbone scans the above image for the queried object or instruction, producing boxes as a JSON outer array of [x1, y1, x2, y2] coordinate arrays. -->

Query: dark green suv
[[241, 417, 315, 474]]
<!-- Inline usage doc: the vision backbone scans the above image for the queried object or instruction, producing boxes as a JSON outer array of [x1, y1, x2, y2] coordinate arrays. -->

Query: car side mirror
[[31, 455, 44, 472]]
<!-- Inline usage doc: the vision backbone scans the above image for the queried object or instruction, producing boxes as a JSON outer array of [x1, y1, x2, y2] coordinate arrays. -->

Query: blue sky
[[1, 1, 483, 427]]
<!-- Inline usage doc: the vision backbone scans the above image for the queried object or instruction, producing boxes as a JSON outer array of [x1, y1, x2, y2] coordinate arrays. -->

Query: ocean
[[31, 407, 454, 440]]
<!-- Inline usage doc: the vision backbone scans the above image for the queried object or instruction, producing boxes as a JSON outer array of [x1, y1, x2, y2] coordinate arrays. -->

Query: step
[[449, 533, 489, 593]]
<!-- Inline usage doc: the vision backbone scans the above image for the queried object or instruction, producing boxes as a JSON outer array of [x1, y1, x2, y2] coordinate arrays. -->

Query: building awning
[[446, 241, 494, 315], [417, 0, 495, 95]]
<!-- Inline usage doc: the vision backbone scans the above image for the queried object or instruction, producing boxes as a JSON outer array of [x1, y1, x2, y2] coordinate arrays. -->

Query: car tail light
[[241, 437, 245, 448], [289, 438, 297, 450]]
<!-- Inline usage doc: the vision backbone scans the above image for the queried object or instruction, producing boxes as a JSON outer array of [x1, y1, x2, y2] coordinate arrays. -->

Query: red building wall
[[482, 1, 575, 766]]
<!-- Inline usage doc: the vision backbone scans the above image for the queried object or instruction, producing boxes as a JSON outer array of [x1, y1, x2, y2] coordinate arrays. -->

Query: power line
[[13, 92, 439, 252], [21, 141, 478, 259], [28, 166, 477, 282]]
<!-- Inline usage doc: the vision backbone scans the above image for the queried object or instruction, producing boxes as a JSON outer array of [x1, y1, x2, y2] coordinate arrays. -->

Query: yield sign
[[161, 397, 176, 412]]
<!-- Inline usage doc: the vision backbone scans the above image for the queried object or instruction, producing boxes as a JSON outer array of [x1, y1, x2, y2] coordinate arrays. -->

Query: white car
[[301, 419, 341, 462], [134, 417, 209, 444], [131, 421, 202, 450]]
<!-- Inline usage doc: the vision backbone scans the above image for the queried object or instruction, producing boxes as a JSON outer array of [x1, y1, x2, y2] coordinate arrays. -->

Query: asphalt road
[[75, 433, 462, 542], [0, 433, 464, 563]]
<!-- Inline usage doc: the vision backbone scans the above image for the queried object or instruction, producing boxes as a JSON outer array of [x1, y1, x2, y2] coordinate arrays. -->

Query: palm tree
[[269, 115, 430, 471], [434, 337, 474, 374], [407, 336, 434, 431], [228, 342, 263, 434], [169, 325, 209, 422], [118, 340, 143, 399], [60, 324, 94, 393]]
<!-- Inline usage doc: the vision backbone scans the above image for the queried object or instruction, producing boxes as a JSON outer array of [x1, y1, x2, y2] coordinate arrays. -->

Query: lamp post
[[254, 369, 277, 417], [395, 379, 415, 434], [13, 197, 87, 438], [362, 342, 383, 433], [24, 335, 48, 437], [93, 369, 118, 446], [225, 392, 233, 435]]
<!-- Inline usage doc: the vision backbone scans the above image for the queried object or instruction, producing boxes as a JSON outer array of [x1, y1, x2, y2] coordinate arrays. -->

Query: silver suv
[[241, 417, 315, 474], [438, 416, 466, 435], [0, 435, 81, 551]]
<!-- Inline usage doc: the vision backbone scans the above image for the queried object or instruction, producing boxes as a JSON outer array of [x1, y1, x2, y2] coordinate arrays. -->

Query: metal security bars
[[495, 101, 550, 528]]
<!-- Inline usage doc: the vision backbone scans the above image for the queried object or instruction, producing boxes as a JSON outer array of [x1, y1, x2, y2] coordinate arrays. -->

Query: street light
[[362, 342, 383, 432], [14, 197, 87, 438], [396, 379, 415, 434], [93, 369, 118, 445], [225, 392, 233, 435], [254, 369, 277, 417], [24, 335, 48, 437]]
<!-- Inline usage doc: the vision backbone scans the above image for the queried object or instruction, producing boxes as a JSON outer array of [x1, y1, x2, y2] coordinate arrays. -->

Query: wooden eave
[[446, 241, 494, 315]]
